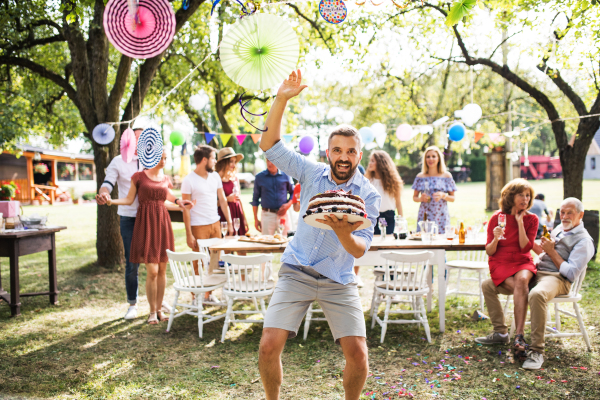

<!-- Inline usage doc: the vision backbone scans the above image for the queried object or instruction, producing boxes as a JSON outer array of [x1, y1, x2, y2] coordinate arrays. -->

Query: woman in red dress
[[216, 148, 249, 237], [486, 178, 538, 352], [108, 150, 193, 324]]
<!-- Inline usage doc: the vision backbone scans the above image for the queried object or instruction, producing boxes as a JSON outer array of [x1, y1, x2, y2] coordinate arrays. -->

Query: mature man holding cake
[[258, 70, 381, 400]]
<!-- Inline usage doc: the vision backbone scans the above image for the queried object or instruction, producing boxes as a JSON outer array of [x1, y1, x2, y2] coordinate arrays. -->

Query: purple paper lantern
[[299, 135, 315, 154]]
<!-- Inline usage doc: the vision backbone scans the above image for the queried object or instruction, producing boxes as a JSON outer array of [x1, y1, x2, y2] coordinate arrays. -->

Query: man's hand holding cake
[[256, 69, 381, 400]]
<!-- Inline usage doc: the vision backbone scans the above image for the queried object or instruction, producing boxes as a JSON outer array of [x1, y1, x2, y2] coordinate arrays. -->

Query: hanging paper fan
[[137, 127, 164, 168], [220, 13, 300, 91], [104, 0, 176, 59], [92, 123, 116, 145], [120, 127, 137, 163], [319, 0, 347, 24]]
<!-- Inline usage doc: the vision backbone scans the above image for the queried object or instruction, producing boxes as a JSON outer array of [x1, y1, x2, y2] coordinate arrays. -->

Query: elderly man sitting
[[475, 198, 595, 370]]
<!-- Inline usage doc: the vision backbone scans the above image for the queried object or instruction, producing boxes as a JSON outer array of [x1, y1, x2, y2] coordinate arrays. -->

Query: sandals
[[157, 311, 167, 322], [147, 312, 159, 325], [513, 334, 528, 352]]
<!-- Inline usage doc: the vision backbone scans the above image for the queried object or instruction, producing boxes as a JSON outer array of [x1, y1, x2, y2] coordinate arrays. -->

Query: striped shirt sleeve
[[264, 140, 319, 184]]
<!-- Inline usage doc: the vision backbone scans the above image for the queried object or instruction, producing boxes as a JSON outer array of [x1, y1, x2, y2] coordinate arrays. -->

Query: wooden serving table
[[0, 226, 67, 316], [210, 234, 487, 332]]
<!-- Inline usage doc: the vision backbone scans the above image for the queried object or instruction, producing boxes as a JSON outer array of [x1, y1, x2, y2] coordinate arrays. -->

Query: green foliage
[[469, 157, 486, 181], [446, 0, 478, 27]]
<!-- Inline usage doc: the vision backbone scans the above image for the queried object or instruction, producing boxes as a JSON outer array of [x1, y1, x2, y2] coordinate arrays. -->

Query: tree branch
[[488, 30, 522, 60], [107, 54, 132, 122], [287, 4, 334, 54]]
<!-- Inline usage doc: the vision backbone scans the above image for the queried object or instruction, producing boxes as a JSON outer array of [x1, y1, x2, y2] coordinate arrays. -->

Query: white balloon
[[375, 130, 386, 148], [461, 103, 483, 127], [342, 110, 354, 123], [371, 123, 386, 134]]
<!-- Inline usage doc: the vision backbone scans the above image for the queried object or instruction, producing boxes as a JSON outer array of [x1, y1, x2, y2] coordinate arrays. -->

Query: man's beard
[[206, 165, 214, 173], [562, 219, 573, 230], [329, 159, 357, 181]]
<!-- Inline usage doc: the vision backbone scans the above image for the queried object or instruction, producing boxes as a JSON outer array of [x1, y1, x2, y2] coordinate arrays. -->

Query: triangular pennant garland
[[488, 133, 503, 143], [282, 134, 294, 143], [204, 132, 216, 144], [250, 134, 261, 144], [235, 134, 247, 145], [474, 131, 484, 143], [221, 134, 232, 146]]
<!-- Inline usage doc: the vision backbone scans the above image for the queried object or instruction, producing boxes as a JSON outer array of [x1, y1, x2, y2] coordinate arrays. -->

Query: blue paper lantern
[[448, 122, 466, 142]]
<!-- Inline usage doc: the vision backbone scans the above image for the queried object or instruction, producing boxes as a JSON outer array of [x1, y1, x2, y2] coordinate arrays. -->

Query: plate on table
[[238, 235, 290, 245], [303, 212, 371, 231], [408, 232, 422, 240]]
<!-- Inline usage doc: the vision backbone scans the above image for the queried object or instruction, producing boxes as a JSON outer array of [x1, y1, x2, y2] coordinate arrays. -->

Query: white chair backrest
[[379, 251, 434, 292], [569, 266, 588, 297], [166, 250, 211, 289], [197, 238, 222, 254], [456, 250, 488, 262], [221, 254, 274, 293]]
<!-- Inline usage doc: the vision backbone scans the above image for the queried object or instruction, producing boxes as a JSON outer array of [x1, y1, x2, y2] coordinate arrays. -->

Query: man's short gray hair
[[562, 197, 584, 213]]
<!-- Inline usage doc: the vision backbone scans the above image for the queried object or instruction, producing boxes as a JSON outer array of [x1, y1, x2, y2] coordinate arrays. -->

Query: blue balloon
[[448, 123, 466, 142], [359, 127, 375, 144]]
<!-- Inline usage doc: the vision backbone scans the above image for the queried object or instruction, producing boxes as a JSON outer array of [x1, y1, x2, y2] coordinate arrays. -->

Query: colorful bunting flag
[[221, 134, 232, 146], [250, 134, 261, 144], [282, 134, 294, 143], [474, 131, 484, 143], [204, 132, 216, 144], [488, 133, 503, 143], [235, 134, 247, 145]]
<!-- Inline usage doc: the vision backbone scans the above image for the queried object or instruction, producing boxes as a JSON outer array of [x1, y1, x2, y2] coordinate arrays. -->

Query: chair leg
[[166, 291, 180, 333], [304, 303, 313, 341], [369, 280, 379, 318], [221, 297, 233, 343], [259, 298, 267, 318], [252, 297, 260, 314], [478, 270, 484, 310], [420, 297, 432, 344], [380, 296, 392, 343], [554, 303, 561, 331], [198, 299, 205, 339], [456, 269, 462, 293], [371, 292, 381, 329], [573, 303, 592, 352]]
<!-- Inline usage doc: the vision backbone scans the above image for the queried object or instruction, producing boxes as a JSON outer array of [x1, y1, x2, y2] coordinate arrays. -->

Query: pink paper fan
[[121, 128, 136, 163], [104, 0, 176, 59]]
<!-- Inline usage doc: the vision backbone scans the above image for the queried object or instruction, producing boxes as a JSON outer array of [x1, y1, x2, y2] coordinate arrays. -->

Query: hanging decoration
[[182, 0, 190, 10], [104, 0, 176, 59], [239, 94, 268, 132], [137, 127, 163, 168], [448, 122, 466, 141], [210, 0, 221, 15], [299, 135, 315, 154], [204, 132, 217, 144], [371, 123, 387, 148], [180, 142, 191, 177], [169, 131, 185, 146], [250, 134, 262, 144], [235, 134, 247, 145], [318, 0, 347, 25], [395, 123, 413, 141], [282, 134, 294, 144], [220, 134, 232, 146], [460, 103, 483, 127], [488, 133, 503, 143], [120, 127, 137, 162], [220, 14, 300, 91], [358, 127, 375, 145], [92, 123, 116, 145]]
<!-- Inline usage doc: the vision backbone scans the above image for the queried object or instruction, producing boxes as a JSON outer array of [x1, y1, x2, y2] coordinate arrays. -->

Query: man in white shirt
[[96, 128, 145, 320], [182, 145, 234, 303]]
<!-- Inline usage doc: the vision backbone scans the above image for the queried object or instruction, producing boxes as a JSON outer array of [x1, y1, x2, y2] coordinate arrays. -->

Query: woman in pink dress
[[486, 178, 538, 352], [108, 150, 193, 324]]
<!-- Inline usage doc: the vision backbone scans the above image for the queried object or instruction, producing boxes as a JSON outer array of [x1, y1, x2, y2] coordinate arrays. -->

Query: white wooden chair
[[165, 250, 227, 338], [196, 238, 227, 306], [371, 251, 434, 343], [445, 250, 489, 309], [220, 254, 275, 342], [509, 268, 591, 351]]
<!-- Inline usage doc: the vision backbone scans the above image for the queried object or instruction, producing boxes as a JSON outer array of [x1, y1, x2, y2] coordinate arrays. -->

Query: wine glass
[[221, 221, 228, 238], [497, 213, 506, 240], [233, 218, 240, 237]]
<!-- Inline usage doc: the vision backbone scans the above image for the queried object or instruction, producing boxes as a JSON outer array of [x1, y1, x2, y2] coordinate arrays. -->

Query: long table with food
[[210, 234, 487, 332]]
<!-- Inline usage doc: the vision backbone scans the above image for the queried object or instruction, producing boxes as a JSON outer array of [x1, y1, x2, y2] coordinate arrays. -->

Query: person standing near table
[[251, 158, 294, 236], [257, 70, 381, 400], [181, 145, 234, 304], [215, 147, 249, 237], [96, 127, 145, 320], [412, 146, 457, 233]]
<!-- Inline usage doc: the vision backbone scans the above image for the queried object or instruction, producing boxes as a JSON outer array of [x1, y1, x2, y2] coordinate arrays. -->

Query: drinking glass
[[497, 213, 507, 240], [445, 225, 455, 241], [221, 221, 228, 238], [233, 218, 240, 237]]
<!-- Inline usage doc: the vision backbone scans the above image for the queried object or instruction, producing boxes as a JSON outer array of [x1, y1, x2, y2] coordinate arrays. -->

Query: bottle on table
[[458, 221, 466, 244]]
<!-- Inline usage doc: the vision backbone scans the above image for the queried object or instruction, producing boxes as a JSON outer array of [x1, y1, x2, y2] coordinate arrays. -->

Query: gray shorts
[[264, 263, 366, 343]]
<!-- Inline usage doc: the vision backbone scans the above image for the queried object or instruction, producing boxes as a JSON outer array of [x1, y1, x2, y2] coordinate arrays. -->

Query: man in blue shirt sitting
[[257, 70, 381, 400], [251, 159, 294, 236]]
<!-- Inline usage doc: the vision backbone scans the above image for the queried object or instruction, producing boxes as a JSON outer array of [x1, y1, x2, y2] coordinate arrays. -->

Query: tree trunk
[[561, 118, 600, 200]]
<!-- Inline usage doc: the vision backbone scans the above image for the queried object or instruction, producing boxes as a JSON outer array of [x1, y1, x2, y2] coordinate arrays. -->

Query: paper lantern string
[[239, 92, 268, 132]]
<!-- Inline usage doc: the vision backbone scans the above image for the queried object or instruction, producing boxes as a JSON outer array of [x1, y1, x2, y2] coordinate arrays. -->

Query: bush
[[470, 157, 486, 182], [82, 192, 96, 201]]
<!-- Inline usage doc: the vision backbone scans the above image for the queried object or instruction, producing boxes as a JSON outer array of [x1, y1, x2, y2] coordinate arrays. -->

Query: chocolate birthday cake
[[303, 189, 367, 219]]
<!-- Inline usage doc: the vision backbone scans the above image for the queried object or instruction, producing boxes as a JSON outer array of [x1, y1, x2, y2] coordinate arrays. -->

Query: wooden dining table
[[210, 234, 487, 333]]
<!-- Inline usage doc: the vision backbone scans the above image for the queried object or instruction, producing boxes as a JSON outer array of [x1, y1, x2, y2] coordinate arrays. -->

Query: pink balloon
[[396, 123, 413, 141]]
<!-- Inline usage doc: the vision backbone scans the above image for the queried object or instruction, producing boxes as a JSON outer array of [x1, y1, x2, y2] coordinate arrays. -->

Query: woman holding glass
[[485, 178, 538, 351], [366, 150, 404, 235], [216, 148, 249, 243], [412, 146, 457, 234]]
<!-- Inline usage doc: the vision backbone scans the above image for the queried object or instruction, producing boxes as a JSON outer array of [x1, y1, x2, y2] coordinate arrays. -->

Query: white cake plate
[[303, 212, 372, 231]]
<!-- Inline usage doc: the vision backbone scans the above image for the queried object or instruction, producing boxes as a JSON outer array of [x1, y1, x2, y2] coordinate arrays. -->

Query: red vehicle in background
[[521, 155, 562, 179]]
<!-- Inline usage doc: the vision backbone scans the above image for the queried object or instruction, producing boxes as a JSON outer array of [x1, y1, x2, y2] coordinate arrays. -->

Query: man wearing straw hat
[[257, 70, 380, 400]]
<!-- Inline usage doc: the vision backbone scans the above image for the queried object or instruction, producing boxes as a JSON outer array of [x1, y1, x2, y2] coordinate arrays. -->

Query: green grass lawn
[[1, 179, 600, 399]]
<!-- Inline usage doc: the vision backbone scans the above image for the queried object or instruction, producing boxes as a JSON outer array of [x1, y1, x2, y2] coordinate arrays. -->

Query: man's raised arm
[[260, 69, 308, 152]]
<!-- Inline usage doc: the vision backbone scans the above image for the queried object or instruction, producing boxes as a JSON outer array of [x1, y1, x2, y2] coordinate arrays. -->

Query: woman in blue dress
[[412, 146, 457, 234]]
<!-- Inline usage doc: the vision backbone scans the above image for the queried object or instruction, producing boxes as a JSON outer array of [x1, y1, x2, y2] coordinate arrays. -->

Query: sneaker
[[355, 275, 365, 288], [161, 301, 176, 314], [203, 294, 220, 304], [474, 332, 510, 345], [191, 297, 198, 307], [522, 351, 544, 370], [124, 305, 138, 320]]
